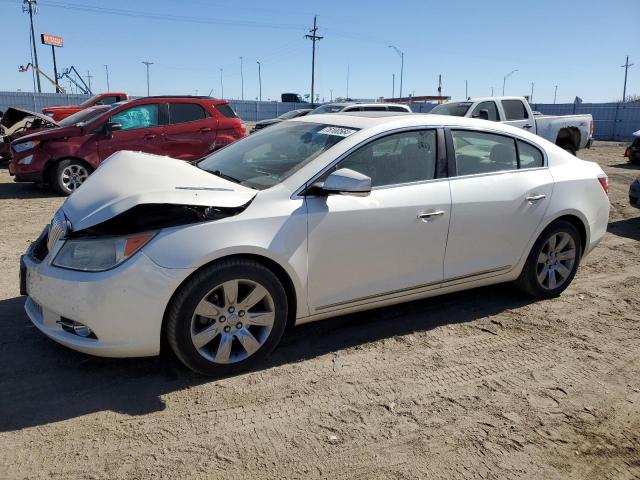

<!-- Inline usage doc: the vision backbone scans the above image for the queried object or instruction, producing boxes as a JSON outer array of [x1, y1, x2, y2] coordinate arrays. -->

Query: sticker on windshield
[[317, 126, 357, 137]]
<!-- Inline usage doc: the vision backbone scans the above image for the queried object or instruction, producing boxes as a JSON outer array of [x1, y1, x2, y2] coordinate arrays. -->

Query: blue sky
[[1, 0, 638, 103]]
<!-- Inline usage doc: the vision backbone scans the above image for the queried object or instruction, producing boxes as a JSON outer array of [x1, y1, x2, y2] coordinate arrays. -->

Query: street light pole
[[142, 61, 153, 96], [554, 85, 558, 104], [104, 64, 110, 91], [220, 68, 224, 99], [240, 56, 244, 101], [530, 82, 534, 103], [392, 73, 395, 99], [502, 69, 518, 95], [389, 45, 404, 98], [256, 60, 262, 102]]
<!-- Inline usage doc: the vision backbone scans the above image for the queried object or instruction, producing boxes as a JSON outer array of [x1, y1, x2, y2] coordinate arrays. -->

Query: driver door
[[305, 129, 451, 312], [97, 103, 166, 162]]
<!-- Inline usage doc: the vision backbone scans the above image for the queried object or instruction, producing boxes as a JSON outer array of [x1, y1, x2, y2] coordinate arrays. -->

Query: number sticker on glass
[[317, 126, 357, 137]]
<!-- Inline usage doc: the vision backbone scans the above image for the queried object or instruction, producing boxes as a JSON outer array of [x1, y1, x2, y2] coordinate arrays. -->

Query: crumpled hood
[[62, 151, 257, 231], [1, 107, 60, 130]]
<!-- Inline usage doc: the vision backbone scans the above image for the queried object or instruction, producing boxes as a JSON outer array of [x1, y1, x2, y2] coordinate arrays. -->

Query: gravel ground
[[0, 142, 639, 479]]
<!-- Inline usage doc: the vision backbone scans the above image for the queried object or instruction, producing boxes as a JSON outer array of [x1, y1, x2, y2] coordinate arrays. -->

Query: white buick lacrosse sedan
[[21, 112, 609, 375]]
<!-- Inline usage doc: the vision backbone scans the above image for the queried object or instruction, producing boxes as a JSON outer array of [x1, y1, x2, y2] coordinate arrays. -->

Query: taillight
[[597, 175, 609, 194], [625, 146, 630, 158], [589, 119, 594, 136]]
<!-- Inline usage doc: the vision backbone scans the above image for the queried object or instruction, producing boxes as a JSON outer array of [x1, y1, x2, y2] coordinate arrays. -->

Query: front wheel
[[515, 220, 582, 298], [51, 159, 91, 195], [165, 259, 288, 376]]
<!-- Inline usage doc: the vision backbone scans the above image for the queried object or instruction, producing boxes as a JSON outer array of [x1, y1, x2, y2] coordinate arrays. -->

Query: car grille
[[47, 209, 69, 252]]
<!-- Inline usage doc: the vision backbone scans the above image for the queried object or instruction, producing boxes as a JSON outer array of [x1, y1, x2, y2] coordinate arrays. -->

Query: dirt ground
[[0, 142, 638, 480]]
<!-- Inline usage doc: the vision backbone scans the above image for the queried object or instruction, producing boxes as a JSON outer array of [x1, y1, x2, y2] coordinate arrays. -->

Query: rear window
[[430, 102, 473, 117], [170, 103, 208, 124], [501, 100, 529, 120], [215, 104, 238, 118], [388, 106, 409, 112]]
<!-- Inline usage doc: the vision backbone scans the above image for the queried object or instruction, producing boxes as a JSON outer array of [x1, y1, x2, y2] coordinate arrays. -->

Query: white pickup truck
[[430, 96, 593, 155]]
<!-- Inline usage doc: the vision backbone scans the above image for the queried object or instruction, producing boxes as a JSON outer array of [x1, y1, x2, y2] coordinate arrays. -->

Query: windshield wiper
[[210, 169, 242, 184]]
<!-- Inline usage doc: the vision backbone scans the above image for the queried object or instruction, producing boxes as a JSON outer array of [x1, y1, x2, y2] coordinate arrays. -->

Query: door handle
[[418, 210, 445, 221], [200, 127, 212, 133], [144, 134, 157, 140], [526, 194, 546, 202], [523, 124, 533, 129]]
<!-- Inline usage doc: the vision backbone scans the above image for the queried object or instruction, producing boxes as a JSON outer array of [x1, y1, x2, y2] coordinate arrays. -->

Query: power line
[[305, 15, 322, 105]]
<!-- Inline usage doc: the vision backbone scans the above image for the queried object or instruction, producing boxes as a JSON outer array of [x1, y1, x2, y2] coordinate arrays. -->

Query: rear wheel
[[515, 220, 582, 298], [558, 141, 577, 156], [51, 159, 91, 195], [166, 258, 288, 376]]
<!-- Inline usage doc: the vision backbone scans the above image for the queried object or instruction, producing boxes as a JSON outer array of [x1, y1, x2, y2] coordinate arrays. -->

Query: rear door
[[96, 103, 165, 161], [444, 129, 553, 280], [500, 99, 534, 131], [162, 102, 217, 160]]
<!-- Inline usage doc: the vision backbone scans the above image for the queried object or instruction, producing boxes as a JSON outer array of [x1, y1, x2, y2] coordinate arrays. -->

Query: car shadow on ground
[[0, 284, 535, 432], [0, 179, 58, 200], [608, 216, 640, 241], [609, 162, 640, 170]]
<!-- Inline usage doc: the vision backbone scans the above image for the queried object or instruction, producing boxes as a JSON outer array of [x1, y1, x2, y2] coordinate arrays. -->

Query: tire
[[165, 258, 288, 376], [558, 141, 577, 156], [515, 220, 582, 299], [50, 159, 91, 196]]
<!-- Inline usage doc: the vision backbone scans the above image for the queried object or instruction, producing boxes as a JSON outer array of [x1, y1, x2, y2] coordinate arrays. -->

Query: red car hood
[[11, 125, 82, 144]]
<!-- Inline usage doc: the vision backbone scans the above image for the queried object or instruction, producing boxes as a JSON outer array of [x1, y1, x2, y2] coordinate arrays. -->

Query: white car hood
[[62, 151, 257, 231]]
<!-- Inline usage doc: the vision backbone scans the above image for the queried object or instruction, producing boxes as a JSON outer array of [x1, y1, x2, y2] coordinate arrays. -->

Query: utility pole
[[502, 69, 518, 95], [330, 89, 333, 101], [465, 80, 468, 99], [240, 56, 244, 101], [530, 82, 534, 103], [256, 61, 262, 102], [23, 0, 41, 93], [392, 73, 395, 99], [491, 86, 494, 96], [142, 61, 153, 96], [305, 15, 323, 106], [220, 68, 224, 99], [437, 74, 442, 97], [86, 70, 93, 93], [346, 64, 350, 99], [389, 45, 404, 98], [104, 65, 110, 91], [621, 56, 634, 103], [554, 85, 558, 104]]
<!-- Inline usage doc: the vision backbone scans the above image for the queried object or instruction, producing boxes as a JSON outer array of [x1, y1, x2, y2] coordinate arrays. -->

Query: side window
[[388, 106, 409, 112], [517, 140, 544, 168], [452, 130, 518, 175], [361, 106, 386, 111], [111, 104, 159, 131], [343, 107, 361, 112], [170, 103, 208, 124], [501, 100, 529, 120], [471, 101, 499, 121], [338, 130, 437, 187], [99, 96, 119, 105]]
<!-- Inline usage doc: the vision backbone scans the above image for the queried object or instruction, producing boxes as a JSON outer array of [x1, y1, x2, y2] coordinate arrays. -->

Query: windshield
[[430, 102, 473, 117], [79, 95, 100, 107], [198, 121, 357, 190], [58, 106, 111, 127], [278, 110, 302, 120], [308, 104, 349, 115]]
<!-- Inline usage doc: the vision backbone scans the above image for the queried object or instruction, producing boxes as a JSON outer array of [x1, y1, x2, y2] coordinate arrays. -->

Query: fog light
[[18, 154, 33, 165], [56, 317, 95, 338]]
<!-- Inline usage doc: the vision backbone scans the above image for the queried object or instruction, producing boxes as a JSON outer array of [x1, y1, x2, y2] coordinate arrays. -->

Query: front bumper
[[630, 179, 640, 208], [21, 234, 195, 357]]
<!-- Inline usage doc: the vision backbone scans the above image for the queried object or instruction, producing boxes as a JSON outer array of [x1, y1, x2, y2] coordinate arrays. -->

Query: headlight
[[13, 140, 39, 153], [52, 233, 155, 272]]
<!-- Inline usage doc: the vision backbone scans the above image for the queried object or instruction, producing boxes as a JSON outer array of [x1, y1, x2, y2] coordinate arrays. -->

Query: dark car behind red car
[[9, 96, 245, 195]]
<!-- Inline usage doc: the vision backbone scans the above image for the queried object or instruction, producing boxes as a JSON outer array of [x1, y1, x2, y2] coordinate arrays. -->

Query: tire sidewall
[[524, 220, 582, 298], [168, 262, 288, 376]]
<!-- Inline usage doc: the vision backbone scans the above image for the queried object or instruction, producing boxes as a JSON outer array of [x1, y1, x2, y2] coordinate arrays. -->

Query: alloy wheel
[[535, 232, 577, 290], [190, 279, 276, 364], [61, 164, 89, 191]]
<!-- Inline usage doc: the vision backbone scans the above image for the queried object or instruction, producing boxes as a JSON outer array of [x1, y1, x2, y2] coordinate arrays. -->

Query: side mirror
[[105, 121, 122, 138], [473, 109, 489, 121], [308, 168, 372, 196]]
